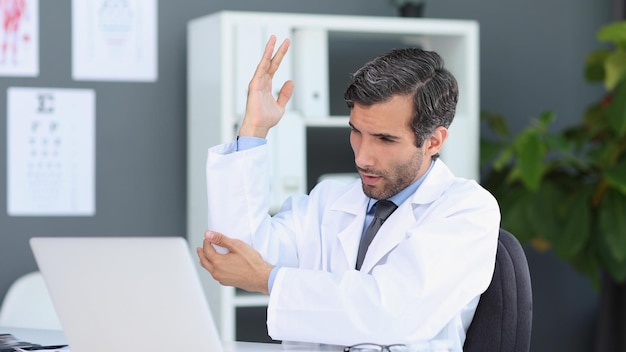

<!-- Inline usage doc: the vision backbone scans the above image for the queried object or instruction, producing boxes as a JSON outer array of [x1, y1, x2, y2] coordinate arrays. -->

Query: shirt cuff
[[236, 136, 266, 151], [268, 266, 281, 293]]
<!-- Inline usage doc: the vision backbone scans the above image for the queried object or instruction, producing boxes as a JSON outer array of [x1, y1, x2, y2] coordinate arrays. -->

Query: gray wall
[[0, 0, 613, 351]]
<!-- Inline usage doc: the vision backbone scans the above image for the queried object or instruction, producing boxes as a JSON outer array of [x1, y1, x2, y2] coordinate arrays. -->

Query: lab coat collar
[[331, 180, 369, 215], [409, 159, 455, 205]]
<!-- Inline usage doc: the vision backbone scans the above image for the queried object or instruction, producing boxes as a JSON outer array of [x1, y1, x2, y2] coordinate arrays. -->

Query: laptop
[[29, 236, 225, 352]]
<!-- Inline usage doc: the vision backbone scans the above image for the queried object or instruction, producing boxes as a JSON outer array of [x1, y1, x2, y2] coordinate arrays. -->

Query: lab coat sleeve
[[205, 142, 301, 266]]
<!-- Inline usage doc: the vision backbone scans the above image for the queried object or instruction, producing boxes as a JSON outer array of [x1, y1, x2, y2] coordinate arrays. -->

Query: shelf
[[304, 116, 350, 127], [233, 294, 270, 307]]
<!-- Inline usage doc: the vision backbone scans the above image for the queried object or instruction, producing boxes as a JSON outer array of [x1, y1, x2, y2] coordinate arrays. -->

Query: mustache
[[356, 166, 384, 177]]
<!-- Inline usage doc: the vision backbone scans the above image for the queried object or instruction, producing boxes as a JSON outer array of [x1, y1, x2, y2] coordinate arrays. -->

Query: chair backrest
[[0, 271, 62, 330], [463, 228, 533, 352]]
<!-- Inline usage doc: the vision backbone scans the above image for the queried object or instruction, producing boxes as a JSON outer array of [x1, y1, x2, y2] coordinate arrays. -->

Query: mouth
[[359, 172, 383, 186]]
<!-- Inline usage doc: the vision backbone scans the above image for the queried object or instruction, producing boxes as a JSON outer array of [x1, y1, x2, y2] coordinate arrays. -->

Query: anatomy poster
[[72, 0, 157, 81], [0, 0, 38, 76], [7, 87, 95, 216]]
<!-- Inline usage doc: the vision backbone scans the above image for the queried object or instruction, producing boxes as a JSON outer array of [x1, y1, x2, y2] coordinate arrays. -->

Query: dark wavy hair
[[344, 48, 458, 158]]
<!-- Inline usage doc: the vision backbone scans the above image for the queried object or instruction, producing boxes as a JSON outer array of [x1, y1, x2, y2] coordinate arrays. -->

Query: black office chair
[[463, 228, 533, 352]]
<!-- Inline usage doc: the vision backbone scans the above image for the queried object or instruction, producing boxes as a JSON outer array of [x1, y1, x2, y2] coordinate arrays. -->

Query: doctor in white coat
[[197, 36, 500, 351]]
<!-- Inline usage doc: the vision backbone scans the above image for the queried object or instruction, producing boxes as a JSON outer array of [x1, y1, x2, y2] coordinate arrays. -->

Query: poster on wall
[[7, 87, 95, 216], [0, 0, 38, 76], [72, 0, 157, 82]]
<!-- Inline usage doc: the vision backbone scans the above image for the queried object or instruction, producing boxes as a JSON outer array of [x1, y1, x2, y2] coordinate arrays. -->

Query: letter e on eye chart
[[7, 87, 95, 216]]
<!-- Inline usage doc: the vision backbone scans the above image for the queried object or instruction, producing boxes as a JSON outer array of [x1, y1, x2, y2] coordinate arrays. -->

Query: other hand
[[197, 230, 274, 294]]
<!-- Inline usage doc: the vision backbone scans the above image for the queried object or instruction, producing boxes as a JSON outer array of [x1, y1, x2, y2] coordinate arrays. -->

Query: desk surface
[[0, 326, 343, 352]]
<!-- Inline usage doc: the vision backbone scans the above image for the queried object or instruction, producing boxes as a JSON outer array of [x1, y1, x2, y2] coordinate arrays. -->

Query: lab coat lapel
[[330, 182, 369, 271]]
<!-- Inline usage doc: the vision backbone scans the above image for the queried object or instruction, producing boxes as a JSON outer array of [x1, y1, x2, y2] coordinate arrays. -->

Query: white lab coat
[[205, 141, 500, 350]]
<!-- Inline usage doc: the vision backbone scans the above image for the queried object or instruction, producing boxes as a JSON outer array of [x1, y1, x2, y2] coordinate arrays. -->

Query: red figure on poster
[[1, 0, 27, 64]]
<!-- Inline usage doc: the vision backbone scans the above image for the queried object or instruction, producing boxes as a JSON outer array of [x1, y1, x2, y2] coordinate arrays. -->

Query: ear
[[425, 126, 448, 156]]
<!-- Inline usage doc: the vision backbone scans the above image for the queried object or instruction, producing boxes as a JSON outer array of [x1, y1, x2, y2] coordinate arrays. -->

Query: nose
[[352, 138, 375, 170]]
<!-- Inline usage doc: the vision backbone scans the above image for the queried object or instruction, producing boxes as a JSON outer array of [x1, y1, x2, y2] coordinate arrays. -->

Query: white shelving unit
[[187, 10, 479, 342]]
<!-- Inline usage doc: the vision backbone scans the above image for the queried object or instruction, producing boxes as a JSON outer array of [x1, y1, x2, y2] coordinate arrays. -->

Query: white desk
[[0, 327, 343, 352]]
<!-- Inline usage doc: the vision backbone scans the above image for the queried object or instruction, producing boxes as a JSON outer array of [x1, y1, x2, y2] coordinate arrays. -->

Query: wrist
[[259, 264, 274, 295], [238, 124, 270, 139]]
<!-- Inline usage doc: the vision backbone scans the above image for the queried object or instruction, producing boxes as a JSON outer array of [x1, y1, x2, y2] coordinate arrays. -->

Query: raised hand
[[238, 35, 294, 139]]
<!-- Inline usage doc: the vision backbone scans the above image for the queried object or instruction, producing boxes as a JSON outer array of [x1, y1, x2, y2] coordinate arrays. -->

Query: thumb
[[205, 230, 233, 250], [276, 80, 294, 108]]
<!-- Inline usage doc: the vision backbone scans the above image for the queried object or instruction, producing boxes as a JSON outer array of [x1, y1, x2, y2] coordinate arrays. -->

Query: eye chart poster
[[72, 0, 157, 81], [0, 0, 38, 76], [7, 87, 95, 216]]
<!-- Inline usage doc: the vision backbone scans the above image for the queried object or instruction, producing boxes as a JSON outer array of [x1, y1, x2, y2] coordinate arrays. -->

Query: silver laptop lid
[[30, 236, 222, 352]]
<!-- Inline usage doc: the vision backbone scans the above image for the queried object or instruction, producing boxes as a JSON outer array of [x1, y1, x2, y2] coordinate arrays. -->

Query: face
[[349, 94, 439, 200]]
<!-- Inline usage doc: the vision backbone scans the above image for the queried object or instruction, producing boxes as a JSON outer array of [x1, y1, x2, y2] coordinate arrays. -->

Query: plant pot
[[594, 273, 626, 351], [398, 3, 425, 17]]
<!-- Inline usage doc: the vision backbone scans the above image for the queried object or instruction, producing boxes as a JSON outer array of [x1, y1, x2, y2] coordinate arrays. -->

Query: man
[[197, 36, 500, 350]]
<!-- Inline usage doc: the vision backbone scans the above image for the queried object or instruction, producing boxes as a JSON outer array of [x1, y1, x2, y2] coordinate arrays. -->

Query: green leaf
[[585, 49, 610, 83], [537, 111, 556, 126], [480, 110, 510, 138], [604, 159, 626, 195], [597, 233, 626, 283], [498, 188, 537, 243], [604, 51, 626, 91], [555, 189, 592, 258], [582, 102, 608, 133], [597, 21, 626, 48], [599, 189, 626, 261], [603, 255, 626, 283], [526, 181, 567, 242], [514, 130, 546, 191], [492, 146, 514, 171], [545, 133, 571, 154], [480, 139, 506, 168], [607, 79, 626, 135]]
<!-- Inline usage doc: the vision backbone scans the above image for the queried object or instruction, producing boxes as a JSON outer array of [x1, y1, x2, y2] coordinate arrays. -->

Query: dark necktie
[[355, 200, 398, 270]]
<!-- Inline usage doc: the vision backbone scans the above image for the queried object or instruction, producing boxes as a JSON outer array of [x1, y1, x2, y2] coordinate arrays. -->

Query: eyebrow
[[349, 122, 401, 141]]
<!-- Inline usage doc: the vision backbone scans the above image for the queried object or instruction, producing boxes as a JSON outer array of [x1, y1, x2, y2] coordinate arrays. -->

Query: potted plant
[[480, 20, 626, 288], [388, 0, 428, 17]]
